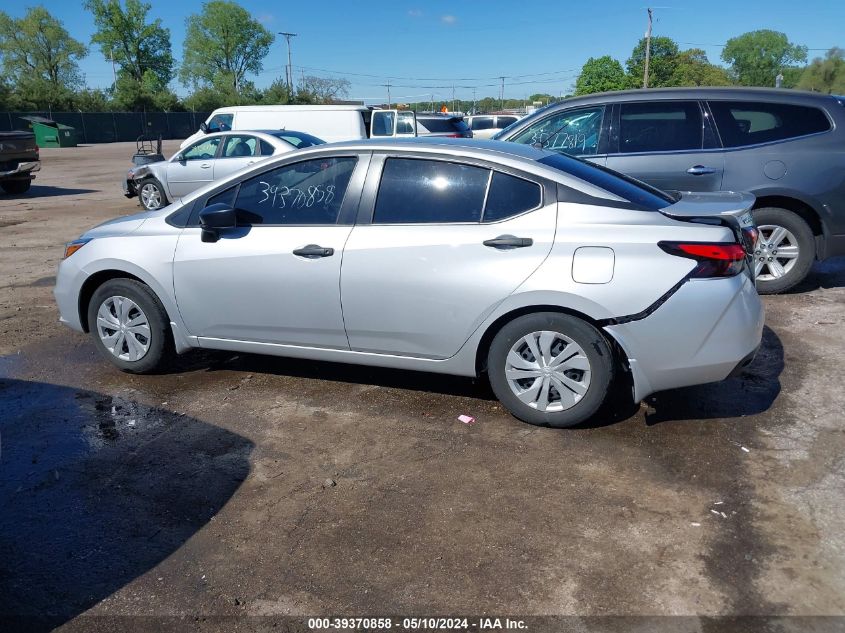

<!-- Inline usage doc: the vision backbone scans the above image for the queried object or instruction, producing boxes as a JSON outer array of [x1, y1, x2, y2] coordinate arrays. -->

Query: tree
[[259, 77, 292, 105], [0, 7, 86, 109], [299, 75, 351, 103], [180, 1, 274, 95], [721, 30, 807, 87], [669, 49, 733, 87], [797, 48, 845, 94], [85, 0, 174, 110], [575, 55, 628, 95], [627, 36, 679, 87]]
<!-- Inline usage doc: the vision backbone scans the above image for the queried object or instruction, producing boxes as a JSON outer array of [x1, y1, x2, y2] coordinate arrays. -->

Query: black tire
[[87, 278, 175, 374], [1, 179, 32, 194], [751, 207, 815, 294], [487, 312, 614, 427], [138, 177, 167, 210]]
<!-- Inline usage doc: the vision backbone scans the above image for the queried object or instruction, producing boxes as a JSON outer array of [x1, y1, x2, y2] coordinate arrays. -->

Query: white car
[[465, 114, 521, 139], [125, 130, 324, 210]]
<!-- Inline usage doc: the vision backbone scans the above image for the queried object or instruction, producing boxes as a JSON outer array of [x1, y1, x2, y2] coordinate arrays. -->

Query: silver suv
[[495, 87, 845, 293], [55, 139, 763, 427]]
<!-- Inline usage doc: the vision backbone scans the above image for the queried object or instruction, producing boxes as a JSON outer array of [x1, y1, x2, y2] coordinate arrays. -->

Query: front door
[[605, 101, 724, 191], [167, 136, 222, 198], [173, 155, 363, 348], [341, 156, 556, 359]]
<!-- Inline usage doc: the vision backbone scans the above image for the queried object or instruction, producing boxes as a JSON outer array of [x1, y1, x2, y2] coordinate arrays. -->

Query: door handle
[[687, 165, 717, 175], [293, 244, 334, 258], [483, 235, 533, 249], [200, 163, 211, 169]]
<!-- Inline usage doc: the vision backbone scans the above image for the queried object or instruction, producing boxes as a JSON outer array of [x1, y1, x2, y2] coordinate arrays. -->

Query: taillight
[[659, 241, 746, 278], [445, 133, 461, 138]]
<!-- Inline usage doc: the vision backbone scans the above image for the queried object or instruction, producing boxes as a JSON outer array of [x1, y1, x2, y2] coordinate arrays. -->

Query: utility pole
[[499, 76, 505, 111], [109, 48, 117, 88], [451, 85, 456, 113], [278, 32, 298, 95], [383, 80, 391, 108], [643, 8, 653, 89], [472, 87, 476, 114]]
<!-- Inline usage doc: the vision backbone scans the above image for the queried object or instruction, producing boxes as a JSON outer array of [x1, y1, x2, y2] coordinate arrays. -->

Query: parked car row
[[60, 138, 763, 428]]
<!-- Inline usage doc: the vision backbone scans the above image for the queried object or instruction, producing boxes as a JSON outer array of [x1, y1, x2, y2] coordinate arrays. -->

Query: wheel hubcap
[[754, 224, 799, 281], [96, 296, 151, 361], [505, 330, 591, 412], [140, 183, 162, 209]]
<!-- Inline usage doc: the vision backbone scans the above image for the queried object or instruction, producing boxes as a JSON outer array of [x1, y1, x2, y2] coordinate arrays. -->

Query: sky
[[6, 0, 844, 104]]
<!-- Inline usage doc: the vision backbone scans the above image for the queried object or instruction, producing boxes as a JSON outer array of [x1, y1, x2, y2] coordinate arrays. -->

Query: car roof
[[551, 86, 839, 106], [312, 137, 551, 159]]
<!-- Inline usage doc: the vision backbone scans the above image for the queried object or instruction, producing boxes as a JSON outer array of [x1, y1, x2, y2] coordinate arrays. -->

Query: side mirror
[[173, 152, 184, 162], [199, 203, 237, 242], [199, 121, 209, 133]]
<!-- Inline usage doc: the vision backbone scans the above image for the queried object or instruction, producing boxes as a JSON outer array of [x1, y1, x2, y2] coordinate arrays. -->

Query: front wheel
[[487, 313, 614, 427], [1, 179, 32, 194], [138, 178, 167, 210], [751, 207, 815, 294], [87, 278, 174, 373]]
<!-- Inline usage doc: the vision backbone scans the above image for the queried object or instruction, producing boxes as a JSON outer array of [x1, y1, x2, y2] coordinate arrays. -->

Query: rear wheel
[[751, 207, 815, 294], [1, 179, 31, 194], [487, 313, 614, 427], [87, 278, 174, 373], [139, 178, 167, 210]]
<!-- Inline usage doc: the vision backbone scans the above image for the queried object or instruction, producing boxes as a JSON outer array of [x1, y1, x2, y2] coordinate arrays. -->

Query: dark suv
[[495, 87, 845, 293]]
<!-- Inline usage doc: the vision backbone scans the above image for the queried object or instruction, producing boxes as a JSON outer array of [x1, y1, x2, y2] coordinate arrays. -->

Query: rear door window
[[708, 100, 831, 147], [483, 172, 542, 222], [619, 101, 703, 153], [221, 135, 259, 158], [509, 106, 604, 156], [496, 116, 518, 128], [374, 158, 489, 223]]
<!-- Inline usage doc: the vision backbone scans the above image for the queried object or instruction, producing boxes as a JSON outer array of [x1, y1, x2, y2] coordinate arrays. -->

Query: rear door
[[605, 101, 724, 191], [213, 134, 261, 181], [340, 155, 557, 358], [167, 136, 222, 197]]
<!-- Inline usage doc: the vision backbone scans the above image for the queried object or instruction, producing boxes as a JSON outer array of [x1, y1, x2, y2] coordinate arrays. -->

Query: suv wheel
[[1, 179, 32, 194], [139, 178, 167, 210], [752, 207, 815, 294], [487, 313, 614, 427], [87, 278, 174, 373]]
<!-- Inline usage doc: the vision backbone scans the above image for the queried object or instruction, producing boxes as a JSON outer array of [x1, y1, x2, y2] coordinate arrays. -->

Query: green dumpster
[[19, 116, 80, 148]]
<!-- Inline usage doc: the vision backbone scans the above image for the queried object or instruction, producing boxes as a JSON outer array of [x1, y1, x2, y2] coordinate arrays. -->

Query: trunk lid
[[660, 191, 757, 253]]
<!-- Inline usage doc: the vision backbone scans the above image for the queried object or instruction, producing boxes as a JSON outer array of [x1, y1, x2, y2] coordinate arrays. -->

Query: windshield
[[269, 130, 325, 149], [538, 153, 675, 210]]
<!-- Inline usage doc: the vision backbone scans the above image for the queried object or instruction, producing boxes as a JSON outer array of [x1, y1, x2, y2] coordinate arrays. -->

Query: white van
[[180, 105, 417, 148]]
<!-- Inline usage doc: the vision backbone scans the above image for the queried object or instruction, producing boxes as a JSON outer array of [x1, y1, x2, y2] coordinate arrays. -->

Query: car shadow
[[0, 185, 98, 199], [180, 350, 496, 401], [643, 325, 783, 425], [789, 257, 845, 293], [0, 377, 253, 631]]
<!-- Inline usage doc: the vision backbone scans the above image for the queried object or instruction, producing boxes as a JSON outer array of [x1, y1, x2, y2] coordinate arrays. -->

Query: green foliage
[[85, 0, 174, 111], [797, 48, 845, 94], [259, 77, 292, 105], [669, 49, 733, 87], [627, 36, 679, 87], [73, 88, 112, 110], [575, 55, 629, 95], [299, 75, 351, 103], [721, 30, 807, 87], [0, 7, 86, 109], [180, 1, 274, 95]]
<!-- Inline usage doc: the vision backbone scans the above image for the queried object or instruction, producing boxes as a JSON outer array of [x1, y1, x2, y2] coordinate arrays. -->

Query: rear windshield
[[420, 118, 465, 133], [268, 130, 325, 148], [538, 153, 675, 210]]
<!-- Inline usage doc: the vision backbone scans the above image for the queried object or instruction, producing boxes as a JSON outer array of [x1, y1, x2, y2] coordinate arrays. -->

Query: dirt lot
[[1, 142, 844, 631]]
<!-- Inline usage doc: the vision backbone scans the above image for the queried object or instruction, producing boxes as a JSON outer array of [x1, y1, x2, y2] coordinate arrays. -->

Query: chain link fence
[[0, 111, 212, 143]]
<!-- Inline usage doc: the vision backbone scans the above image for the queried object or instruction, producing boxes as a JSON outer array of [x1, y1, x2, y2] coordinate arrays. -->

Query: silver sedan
[[56, 139, 764, 427], [126, 129, 325, 210]]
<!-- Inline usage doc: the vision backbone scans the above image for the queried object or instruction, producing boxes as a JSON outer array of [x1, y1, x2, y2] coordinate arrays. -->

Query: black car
[[495, 87, 845, 293]]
